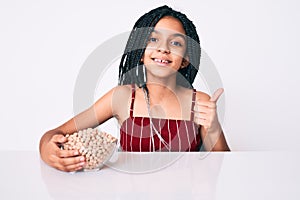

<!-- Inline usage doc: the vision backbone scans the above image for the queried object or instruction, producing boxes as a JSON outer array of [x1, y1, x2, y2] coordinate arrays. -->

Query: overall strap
[[190, 89, 197, 121], [129, 84, 136, 117]]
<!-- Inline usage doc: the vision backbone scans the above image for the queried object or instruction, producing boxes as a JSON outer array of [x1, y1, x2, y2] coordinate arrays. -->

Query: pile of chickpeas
[[63, 128, 117, 170]]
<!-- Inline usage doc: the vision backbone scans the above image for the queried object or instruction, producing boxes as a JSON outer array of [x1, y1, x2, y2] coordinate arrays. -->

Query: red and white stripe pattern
[[120, 85, 202, 152]]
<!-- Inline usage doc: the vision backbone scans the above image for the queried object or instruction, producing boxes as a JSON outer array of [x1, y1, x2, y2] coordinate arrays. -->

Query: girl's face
[[142, 16, 189, 79]]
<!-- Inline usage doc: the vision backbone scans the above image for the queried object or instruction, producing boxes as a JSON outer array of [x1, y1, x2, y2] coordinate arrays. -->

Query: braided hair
[[118, 5, 201, 90]]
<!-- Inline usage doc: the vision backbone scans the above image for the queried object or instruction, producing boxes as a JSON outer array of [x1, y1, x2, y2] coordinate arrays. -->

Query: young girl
[[39, 5, 230, 172]]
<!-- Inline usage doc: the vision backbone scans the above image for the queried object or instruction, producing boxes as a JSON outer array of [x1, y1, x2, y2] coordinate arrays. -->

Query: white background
[[0, 0, 299, 151]]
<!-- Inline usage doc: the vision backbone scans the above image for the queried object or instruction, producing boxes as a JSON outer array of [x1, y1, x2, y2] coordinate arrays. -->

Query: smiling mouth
[[152, 58, 172, 64]]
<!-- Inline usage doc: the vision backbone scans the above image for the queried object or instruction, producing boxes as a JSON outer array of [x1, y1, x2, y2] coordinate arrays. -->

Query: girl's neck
[[143, 70, 181, 103], [145, 82, 179, 102], [145, 72, 177, 91]]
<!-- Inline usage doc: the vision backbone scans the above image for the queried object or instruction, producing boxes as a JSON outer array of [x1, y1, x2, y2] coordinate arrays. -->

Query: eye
[[148, 37, 158, 43], [170, 41, 183, 47]]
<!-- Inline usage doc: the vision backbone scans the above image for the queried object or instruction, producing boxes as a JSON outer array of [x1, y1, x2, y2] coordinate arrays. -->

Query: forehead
[[153, 16, 186, 35]]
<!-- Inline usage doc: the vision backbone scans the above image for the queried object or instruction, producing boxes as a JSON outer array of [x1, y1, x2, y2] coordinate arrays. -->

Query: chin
[[146, 65, 178, 79]]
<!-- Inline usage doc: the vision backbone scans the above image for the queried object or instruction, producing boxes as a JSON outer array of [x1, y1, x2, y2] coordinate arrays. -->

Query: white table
[[0, 151, 299, 200]]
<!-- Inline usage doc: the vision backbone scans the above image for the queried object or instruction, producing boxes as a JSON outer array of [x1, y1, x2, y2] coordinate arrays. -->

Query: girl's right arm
[[39, 86, 130, 172]]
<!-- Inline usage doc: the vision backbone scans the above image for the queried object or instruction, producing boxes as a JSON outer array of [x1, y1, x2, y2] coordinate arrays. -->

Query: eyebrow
[[152, 30, 186, 40]]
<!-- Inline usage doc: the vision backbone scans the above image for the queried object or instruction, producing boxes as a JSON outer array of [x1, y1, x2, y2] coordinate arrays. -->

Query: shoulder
[[110, 84, 133, 96], [103, 84, 134, 106], [177, 86, 210, 101], [96, 84, 134, 123], [94, 84, 133, 106]]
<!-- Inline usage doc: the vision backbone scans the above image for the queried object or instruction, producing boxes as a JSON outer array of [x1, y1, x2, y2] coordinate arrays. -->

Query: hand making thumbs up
[[194, 88, 223, 131]]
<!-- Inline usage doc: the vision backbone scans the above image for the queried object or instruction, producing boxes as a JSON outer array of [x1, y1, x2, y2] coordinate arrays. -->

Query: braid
[[118, 5, 201, 90]]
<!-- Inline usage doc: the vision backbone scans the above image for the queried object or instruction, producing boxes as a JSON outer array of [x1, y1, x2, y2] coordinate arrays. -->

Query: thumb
[[51, 134, 67, 143], [210, 88, 224, 102]]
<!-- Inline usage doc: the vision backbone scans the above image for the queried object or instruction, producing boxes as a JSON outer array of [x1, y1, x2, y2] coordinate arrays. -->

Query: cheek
[[141, 53, 152, 64], [143, 48, 153, 57], [141, 49, 149, 59], [172, 55, 185, 65], [170, 47, 186, 58]]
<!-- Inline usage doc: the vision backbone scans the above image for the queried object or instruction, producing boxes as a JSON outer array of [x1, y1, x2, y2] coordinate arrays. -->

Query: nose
[[157, 42, 170, 54]]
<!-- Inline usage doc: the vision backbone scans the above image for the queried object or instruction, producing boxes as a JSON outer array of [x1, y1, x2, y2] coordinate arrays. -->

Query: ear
[[181, 55, 190, 68]]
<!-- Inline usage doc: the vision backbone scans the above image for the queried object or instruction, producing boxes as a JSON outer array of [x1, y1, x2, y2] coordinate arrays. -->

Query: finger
[[210, 88, 224, 102], [194, 112, 208, 120], [194, 117, 209, 128], [195, 101, 216, 108], [57, 149, 80, 158], [194, 114, 212, 126], [64, 161, 86, 172], [194, 105, 215, 114], [58, 155, 85, 166], [56, 161, 85, 172], [51, 134, 67, 143], [50, 152, 85, 172]]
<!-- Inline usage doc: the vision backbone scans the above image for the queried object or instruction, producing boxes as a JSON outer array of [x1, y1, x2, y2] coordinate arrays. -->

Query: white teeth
[[154, 58, 169, 64]]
